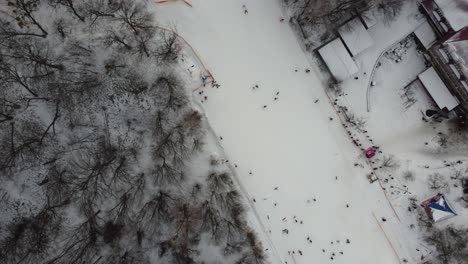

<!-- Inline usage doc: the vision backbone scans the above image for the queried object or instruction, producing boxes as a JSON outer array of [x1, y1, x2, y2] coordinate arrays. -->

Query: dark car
[[462, 178, 468, 195]]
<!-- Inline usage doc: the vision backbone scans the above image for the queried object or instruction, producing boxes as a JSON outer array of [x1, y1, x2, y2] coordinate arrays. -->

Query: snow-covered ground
[[306, 1, 468, 263], [152, 1, 420, 263]]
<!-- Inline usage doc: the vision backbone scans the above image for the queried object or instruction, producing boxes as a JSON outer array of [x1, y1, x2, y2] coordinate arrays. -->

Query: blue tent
[[421, 193, 457, 223]]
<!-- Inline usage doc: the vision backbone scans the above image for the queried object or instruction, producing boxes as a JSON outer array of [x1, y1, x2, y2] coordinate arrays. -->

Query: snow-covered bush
[[402, 170, 415, 182], [379, 154, 400, 171], [427, 173, 450, 193]]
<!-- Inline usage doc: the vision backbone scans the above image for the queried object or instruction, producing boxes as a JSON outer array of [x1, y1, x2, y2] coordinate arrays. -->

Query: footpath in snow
[[153, 1, 410, 263]]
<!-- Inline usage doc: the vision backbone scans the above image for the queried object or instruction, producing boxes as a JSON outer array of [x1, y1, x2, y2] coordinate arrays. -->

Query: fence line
[[155, 0, 193, 8], [372, 212, 404, 264], [323, 89, 401, 222]]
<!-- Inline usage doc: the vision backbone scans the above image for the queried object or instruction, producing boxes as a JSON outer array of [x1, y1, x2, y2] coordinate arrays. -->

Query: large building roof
[[318, 38, 358, 82], [434, 0, 468, 31], [338, 18, 374, 57], [418, 67, 460, 111], [443, 26, 468, 78], [414, 21, 437, 48]]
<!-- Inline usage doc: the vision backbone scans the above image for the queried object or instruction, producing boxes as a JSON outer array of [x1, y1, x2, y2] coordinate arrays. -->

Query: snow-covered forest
[[0, 1, 264, 263]]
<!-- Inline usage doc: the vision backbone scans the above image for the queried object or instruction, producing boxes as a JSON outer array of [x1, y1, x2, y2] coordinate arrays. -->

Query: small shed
[[338, 17, 374, 57], [418, 67, 460, 111], [318, 38, 359, 82]]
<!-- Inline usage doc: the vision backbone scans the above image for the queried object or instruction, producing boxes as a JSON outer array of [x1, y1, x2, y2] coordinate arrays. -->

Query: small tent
[[420, 193, 457, 223]]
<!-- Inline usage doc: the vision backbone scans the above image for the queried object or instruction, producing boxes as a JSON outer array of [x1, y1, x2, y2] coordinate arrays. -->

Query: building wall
[[420, 0, 468, 116], [426, 44, 468, 115], [419, 0, 455, 38]]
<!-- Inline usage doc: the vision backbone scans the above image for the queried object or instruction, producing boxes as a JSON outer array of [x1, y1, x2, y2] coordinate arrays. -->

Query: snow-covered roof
[[414, 21, 437, 48], [361, 10, 378, 29], [318, 38, 359, 82], [338, 18, 374, 57], [434, 0, 468, 31], [444, 27, 468, 77], [418, 67, 460, 111]]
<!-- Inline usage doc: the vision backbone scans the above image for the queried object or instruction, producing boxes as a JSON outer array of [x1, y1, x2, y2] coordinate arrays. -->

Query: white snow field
[[153, 1, 412, 263]]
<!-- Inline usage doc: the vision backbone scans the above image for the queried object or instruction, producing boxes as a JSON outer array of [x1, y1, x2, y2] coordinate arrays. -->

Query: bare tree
[[103, 29, 134, 52], [150, 111, 204, 185], [0, 17, 46, 39], [285, 0, 403, 43], [102, 221, 124, 244], [199, 199, 223, 241], [40, 101, 60, 144], [154, 73, 188, 111], [69, 138, 134, 206], [111, 69, 148, 95], [153, 29, 180, 62], [113, 0, 153, 37], [112, 0, 155, 57], [42, 165, 72, 205], [108, 175, 146, 224], [0, 61, 40, 97], [285, 0, 371, 34], [379, 154, 400, 170], [173, 202, 200, 241], [435, 133, 449, 148], [6, 0, 48, 37], [83, 0, 116, 28], [170, 241, 199, 264], [400, 84, 417, 109], [375, 0, 405, 25], [402, 170, 415, 182], [48, 0, 85, 22], [207, 172, 234, 194], [0, 97, 18, 123], [9, 40, 65, 74], [47, 210, 101, 264], [0, 207, 63, 264], [428, 173, 450, 193], [52, 17, 69, 39], [425, 226, 468, 264], [450, 169, 463, 180], [343, 111, 366, 132], [101, 248, 149, 264], [137, 190, 177, 234], [235, 232, 266, 264], [0, 120, 45, 173]]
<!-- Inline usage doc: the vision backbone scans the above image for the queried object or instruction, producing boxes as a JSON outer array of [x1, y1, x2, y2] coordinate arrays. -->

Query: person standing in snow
[[201, 73, 208, 86]]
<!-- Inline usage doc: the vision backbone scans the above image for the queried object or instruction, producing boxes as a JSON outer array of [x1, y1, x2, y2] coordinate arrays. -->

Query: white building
[[318, 38, 359, 82], [338, 17, 374, 57]]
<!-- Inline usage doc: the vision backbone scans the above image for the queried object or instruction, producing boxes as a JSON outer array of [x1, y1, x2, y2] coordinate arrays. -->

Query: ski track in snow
[[152, 1, 410, 263]]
